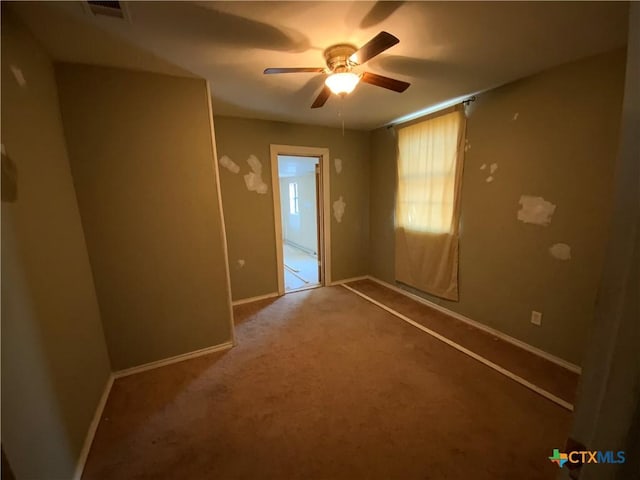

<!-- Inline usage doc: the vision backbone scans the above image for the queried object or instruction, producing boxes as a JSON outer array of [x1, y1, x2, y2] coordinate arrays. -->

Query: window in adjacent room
[[289, 182, 299, 215]]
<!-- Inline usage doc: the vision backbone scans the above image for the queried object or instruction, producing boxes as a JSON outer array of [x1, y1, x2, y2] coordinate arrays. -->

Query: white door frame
[[270, 144, 331, 295]]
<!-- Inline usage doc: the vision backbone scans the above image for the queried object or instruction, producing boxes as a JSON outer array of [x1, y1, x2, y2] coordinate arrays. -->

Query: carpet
[[83, 286, 570, 479]]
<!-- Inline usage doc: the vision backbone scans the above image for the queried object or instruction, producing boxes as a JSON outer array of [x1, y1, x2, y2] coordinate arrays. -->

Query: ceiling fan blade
[[361, 72, 410, 92], [349, 31, 399, 65], [311, 86, 331, 109], [264, 67, 325, 74]]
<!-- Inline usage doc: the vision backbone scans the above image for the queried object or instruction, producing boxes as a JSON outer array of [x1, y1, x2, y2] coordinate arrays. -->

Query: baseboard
[[74, 373, 114, 480], [329, 275, 369, 286], [232, 292, 280, 306], [74, 341, 234, 477], [114, 341, 234, 379], [342, 283, 573, 412], [364, 276, 582, 374], [284, 239, 317, 256]]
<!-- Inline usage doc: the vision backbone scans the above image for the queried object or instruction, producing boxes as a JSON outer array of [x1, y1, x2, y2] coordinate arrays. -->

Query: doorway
[[270, 145, 331, 295], [278, 155, 320, 291]]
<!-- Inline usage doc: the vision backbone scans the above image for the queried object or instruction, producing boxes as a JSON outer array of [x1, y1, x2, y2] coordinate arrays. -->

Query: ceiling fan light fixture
[[325, 72, 360, 95]]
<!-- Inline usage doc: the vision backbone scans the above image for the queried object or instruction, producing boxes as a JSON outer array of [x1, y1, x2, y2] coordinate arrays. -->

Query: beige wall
[[568, 6, 640, 479], [55, 64, 233, 370], [214, 116, 370, 301], [369, 49, 626, 365], [1, 11, 111, 478]]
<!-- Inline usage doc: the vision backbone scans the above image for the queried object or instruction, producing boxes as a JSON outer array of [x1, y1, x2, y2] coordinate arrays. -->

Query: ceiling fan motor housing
[[324, 44, 358, 72]]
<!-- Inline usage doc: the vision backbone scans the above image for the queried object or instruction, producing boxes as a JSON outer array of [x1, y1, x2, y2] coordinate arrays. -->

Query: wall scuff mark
[[549, 243, 571, 260], [480, 163, 487, 170], [334, 158, 343, 174], [219, 155, 240, 174], [333, 196, 346, 223], [464, 138, 471, 152], [517, 195, 556, 226], [244, 154, 268, 194], [490, 163, 498, 174], [485, 176, 494, 183], [237, 259, 245, 268], [512, 112, 519, 121], [10, 65, 26, 87]]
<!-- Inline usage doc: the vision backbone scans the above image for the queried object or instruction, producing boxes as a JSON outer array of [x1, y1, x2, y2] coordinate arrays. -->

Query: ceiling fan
[[264, 31, 410, 109]]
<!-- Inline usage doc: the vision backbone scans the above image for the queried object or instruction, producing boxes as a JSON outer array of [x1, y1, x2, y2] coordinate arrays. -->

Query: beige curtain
[[395, 106, 467, 300]]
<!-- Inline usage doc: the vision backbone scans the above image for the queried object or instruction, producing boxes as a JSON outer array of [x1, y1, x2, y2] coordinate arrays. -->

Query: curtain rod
[[387, 95, 477, 130], [462, 95, 476, 106]]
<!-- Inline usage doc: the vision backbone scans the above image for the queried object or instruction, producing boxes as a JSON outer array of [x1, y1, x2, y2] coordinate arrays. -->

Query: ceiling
[[11, 1, 629, 130]]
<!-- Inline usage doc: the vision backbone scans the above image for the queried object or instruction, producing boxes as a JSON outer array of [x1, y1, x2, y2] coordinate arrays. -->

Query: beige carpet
[[83, 286, 571, 479]]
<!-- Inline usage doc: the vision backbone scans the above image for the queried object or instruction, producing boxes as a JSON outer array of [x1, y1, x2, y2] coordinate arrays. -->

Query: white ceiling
[[12, 1, 628, 130]]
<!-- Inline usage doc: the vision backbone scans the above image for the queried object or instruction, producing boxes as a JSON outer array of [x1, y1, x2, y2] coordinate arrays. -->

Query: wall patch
[[517, 195, 556, 226], [219, 155, 240, 174], [549, 243, 571, 261], [334, 158, 343, 174], [244, 154, 268, 194], [333, 196, 346, 223]]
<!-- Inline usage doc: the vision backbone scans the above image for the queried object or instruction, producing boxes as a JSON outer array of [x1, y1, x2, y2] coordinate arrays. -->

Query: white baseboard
[[232, 292, 280, 306], [284, 239, 317, 257], [74, 373, 114, 480], [364, 276, 581, 374], [342, 283, 573, 412], [231, 278, 369, 304], [74, 340, 233, 477], [114, 341, 234, 379], [329, 275, 369, 286]]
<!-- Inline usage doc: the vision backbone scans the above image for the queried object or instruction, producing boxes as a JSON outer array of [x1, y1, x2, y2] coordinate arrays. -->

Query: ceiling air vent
[[84, 1, 130, 20]]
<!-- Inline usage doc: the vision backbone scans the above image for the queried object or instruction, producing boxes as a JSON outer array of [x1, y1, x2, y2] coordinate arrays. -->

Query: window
[[289, 182, 299, 215], [396, 109, 464, 234], [394, 106, 466, 300]]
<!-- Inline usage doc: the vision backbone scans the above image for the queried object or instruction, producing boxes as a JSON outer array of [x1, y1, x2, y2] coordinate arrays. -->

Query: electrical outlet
[[531, 311, 542, 326]]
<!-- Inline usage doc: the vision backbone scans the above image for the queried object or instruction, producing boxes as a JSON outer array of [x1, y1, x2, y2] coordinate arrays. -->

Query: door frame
[[270, 144, 331, 295]]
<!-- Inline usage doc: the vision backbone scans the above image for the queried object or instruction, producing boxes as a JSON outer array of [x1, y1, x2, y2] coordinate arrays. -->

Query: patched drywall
[[517, 195, 556, 226], [333, 196, 346, 223], [549, 243, 572, 260], [219, 155, 240, 174], [369, 49, 626, 364], [244, 154, 268, 194], [214, 116, 370, 301], [334, 158, 343, 174]]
